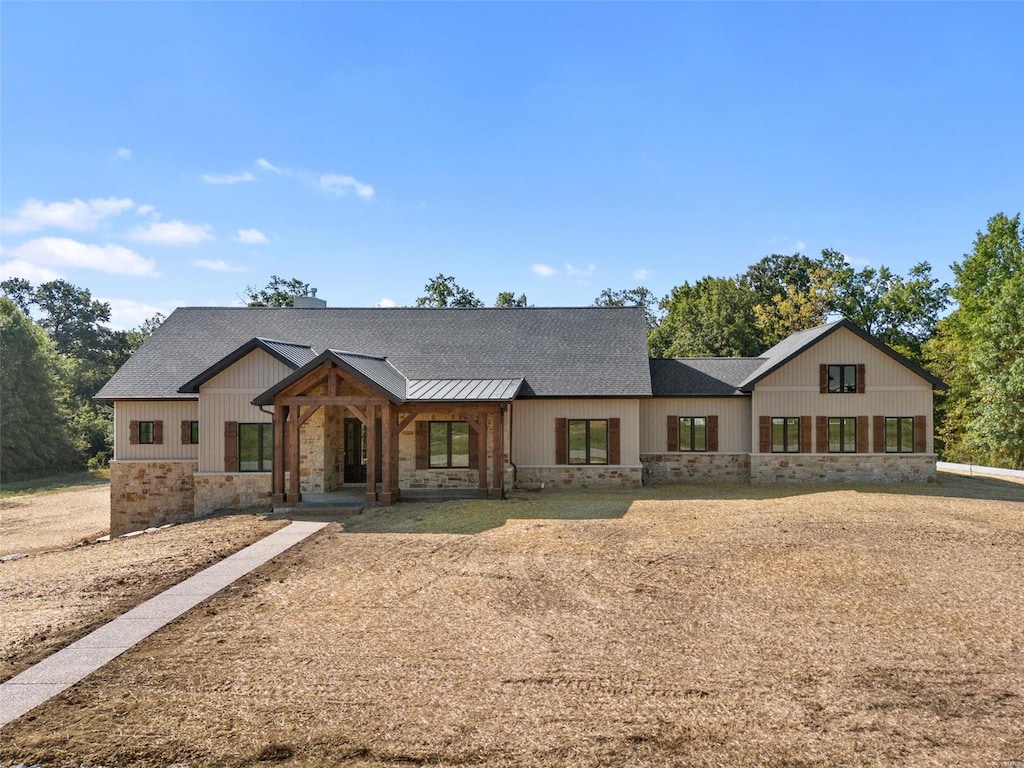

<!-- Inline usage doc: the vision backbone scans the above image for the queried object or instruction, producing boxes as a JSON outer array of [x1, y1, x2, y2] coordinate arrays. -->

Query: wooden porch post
[[476, 408, 489, 498], [491, 405, 504, 498], [272, 404, 286, 504], [288, 406, 301, 503], [365, 403, 378, 502], [380, 401, 396, 503]]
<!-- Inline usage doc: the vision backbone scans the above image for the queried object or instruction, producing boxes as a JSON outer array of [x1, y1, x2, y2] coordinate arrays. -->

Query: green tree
[[415, 274, 482, 308], [0, 277, 34, 313], [649, 277, 761, 357], [0, 299, 80, 481], [495, 291, 529, 308], [593, 286, 661, 331], [242, 276, 314, 307]]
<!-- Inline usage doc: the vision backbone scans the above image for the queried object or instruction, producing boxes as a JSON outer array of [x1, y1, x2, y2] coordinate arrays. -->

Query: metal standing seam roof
[[406, 378, 525, 401]]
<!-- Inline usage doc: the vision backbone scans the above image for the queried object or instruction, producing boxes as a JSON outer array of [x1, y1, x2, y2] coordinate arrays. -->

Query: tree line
[[2, 212, 1020, 480]]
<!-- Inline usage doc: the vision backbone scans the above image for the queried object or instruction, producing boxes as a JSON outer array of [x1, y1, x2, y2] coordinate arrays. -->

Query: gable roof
[[736, 318, 948, 392], [649, 357, 763, 396], [253, 349, 409, 404], [95, 306, 653, 401], [178, 338, 317, 394]]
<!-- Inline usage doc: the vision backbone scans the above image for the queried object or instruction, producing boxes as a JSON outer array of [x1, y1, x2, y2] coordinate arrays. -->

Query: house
[[95, 304, 947, 535]]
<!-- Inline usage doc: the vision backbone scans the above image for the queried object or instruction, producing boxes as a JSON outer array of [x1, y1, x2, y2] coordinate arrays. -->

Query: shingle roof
[[252, 349, 409, 405], [96, 306, 652, 401], [649, 357, 764, 396], [178, 337, 317, 393]]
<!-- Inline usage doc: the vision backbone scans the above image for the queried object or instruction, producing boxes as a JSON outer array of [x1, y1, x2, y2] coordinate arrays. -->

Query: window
[[138, 421, 155, 444], [188, 421, 199, 444], [429, 421, 470, 468], [678, 417, 708, 452], [885, 417, 915, 453], [771, 417, 801, 453], [239, 423, 273, 472], [828, 417, 858, 453], [827, 364, 858, 394], [568, 419, 608, 464]]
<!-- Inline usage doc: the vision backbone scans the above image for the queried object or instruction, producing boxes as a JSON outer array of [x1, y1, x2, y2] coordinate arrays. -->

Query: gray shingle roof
[[178, 337, 317, 393], [96, 306, 652, 401], [650, 358, 764, 396]]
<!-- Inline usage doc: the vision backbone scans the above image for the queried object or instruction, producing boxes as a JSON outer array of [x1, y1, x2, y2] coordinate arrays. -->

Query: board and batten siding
[[750, 327, 935, 453], [639, 397, 751, 454], [197, 349, 293, 472], [114, 400, 199, 460], [511, 399, 641, 467]]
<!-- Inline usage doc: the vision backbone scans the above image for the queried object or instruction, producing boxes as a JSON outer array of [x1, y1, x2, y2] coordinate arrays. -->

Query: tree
[[1, 277, 34, 313], [592, 286, 661, 331], [495, 291, 529, 308], [242, 276, 314, 307], [649, 277, 761, 357], [0, 299, 80, 481], [124, 313, 166, 355], [745, 254, 833, 348], [415, 274, 482, 308]]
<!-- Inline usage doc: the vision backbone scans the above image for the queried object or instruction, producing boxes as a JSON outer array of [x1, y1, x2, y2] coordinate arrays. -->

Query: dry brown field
[[2, 474, 1023, 767]]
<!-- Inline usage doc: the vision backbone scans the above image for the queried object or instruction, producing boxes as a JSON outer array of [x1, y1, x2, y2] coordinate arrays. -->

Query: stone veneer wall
[[109, 460, 198, 536], [641, 453, 751, 484], [515, 465, 643, 490], [750, 454, 937, 484], [193, 472, 273, 515]]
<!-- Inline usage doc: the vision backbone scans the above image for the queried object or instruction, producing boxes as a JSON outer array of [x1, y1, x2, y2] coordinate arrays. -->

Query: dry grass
[[2, 474, 1023, 767], [1, 483, 111, 556]]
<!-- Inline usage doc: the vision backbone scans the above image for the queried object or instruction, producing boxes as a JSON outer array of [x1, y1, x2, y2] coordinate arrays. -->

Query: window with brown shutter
[[707, 415, 719, 452], [816, 416, 828, 453], [181, 420, 190, 445], [555, 418, 568, 464], [800, 417, 812, 453], [758, 415, 771, 453], [608, 418, 620, 465], [914, 415, 928, 453], [819, 364, 829, 394], [224, 421, 238, 472], [873, 416, 886, 453], [857, 364, 866, 393], [129, 420, 139, 445], [856, 416, 868, 453], [667, 415, 679, 451]]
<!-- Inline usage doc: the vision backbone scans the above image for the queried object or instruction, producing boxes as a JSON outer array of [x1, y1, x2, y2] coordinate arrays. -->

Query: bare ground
[[1, 484, 111, 556], [2, 474, 1023, 767]]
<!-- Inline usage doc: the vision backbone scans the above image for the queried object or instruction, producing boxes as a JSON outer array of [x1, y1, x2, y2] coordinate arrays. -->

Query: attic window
[[827, 364, 858, 393]]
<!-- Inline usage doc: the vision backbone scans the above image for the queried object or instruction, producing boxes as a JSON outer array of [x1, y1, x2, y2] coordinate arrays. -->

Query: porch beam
[[381, 401, 398, 503], [279, 396, 388, 408], [365, 403, 378, 502], [475, 413, 488, 498], [272, 404, 286, 504], [288, 401, 301, 503], [297, 404, 322, 428], [491, 404, 504, 498]]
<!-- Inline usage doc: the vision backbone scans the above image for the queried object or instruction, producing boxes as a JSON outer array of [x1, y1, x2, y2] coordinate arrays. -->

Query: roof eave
[[178, 337, 310, 394]]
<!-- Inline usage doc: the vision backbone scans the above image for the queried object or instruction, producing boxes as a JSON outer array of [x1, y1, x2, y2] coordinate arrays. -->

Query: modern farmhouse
[[96, 304, 947, 534]]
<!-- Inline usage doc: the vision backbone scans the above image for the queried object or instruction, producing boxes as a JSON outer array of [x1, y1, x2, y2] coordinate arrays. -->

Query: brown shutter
[[224, 421, 238, 472], [468, 421, 479, 469], [555, 418, 567, 464], [181, 420, 190, 445], [667, 415, 679, 451], [415, 421, 428, 469], [707, 415, 719, 452], [914, 415, 928, 453], [758, 416, 771, 453], [857, 364, 866, 394], [820, 364, 828, 394], [874, 416, 885, 453], [129, 420, 139, 445], [800, 417, 812, 453], [608, 418, 621, 465], [856, 416, 868, 453], [153, 420, 163, 445], [816, 416, 828, 453]]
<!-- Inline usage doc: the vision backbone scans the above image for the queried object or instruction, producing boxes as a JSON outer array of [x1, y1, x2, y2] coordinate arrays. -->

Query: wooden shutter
[[857, 364, 866, 394], [224, 421, 238, 472], [914, 415, 928, 453], [152, 420, 163, 445], [800, 417, 812, 453], [758, 416, 771, 453], [415, 421, 428, 469], [873, 416, 885, 453], [129, 420, 139, 445], [608, 418, 621, 465], [667, 415, 679, 452], [707, 415, 719, 452], [555, 418, 567, 464], [816, 416, 828, 453], [856, 416, 868, 453], [181, 420, 191, 445], [819, 364, 829, 394], [468, 422, 479, 469]]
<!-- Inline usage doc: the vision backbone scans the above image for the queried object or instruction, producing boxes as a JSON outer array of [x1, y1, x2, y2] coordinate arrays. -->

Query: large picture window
[[885, 417, 915, 453], [429, 421, 470, 468], [568, 419, 608, 465], [827, 364, 858, 394], [239, 423, 273, 472], [771, 417, 801, 453], [678, 417, 708, 452], [828, 417, 858, 453]]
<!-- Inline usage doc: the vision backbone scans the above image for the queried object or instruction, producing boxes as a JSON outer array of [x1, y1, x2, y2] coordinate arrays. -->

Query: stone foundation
[[514, 465, 643, 490], [641, 453, 751, 484], [109, 460, 198, 536], [193, 472, 273, 515], [750, 453, 937, 484]]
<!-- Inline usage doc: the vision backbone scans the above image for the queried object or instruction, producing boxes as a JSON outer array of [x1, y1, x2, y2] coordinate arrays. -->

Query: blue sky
[[2, 2, 1021, 329]]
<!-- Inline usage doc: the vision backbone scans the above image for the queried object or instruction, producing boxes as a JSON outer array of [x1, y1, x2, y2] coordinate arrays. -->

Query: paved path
[[0, 520, 328, 729]]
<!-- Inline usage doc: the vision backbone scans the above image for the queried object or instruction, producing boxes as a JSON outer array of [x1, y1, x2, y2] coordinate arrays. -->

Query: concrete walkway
[[0, 519, 328, 729]]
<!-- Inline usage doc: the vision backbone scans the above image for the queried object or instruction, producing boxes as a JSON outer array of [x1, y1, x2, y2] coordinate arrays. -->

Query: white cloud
[[0, 259, 63, 283], [319, 174, 375, 200], [531, 264, 557, 277], [125, 220, 213, 245], [135, 204, 159, 219], [256, 157, 283, 174], [102, 298, 168, 330], [116, 148, 132, 160], [1, 197, 135, 233], [375, 298, 397, 308], [845, 253, 871, 267], [201, 170, 257, 185], [4, 237, 157, 276], [796, 241, 807, 252], [633, 269, 651, 280], [194, 259, 246, 273], [565, 263, 596, 277], [235, 228, 268, 244]]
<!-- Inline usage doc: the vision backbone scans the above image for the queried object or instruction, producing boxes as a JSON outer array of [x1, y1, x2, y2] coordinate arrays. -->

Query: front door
[[343, 417, 383, 484]]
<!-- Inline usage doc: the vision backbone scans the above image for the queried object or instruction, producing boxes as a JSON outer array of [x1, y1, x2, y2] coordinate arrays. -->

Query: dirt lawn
[[2, 475, 1023, 767], [1, 484, 112, 556]]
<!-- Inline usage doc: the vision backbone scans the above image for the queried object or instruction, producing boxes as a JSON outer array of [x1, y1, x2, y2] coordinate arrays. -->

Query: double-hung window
[[885, 417, 915, 453], [678, 417, 708, 452], [568, 419, 608, 465], [771, 417, 801, 453], [429, 421, 470, 468], [828, 417, 857, 453], [239, 423, 273, 472]]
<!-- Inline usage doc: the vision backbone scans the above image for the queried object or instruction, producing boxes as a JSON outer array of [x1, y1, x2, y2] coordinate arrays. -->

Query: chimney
[[292, 288, 326, 308]]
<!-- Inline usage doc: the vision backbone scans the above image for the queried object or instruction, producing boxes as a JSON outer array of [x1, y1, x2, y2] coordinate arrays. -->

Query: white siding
[[640, 397, 751, 453], [114, 401, 199, 460], [511, 399, 640, 466]]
